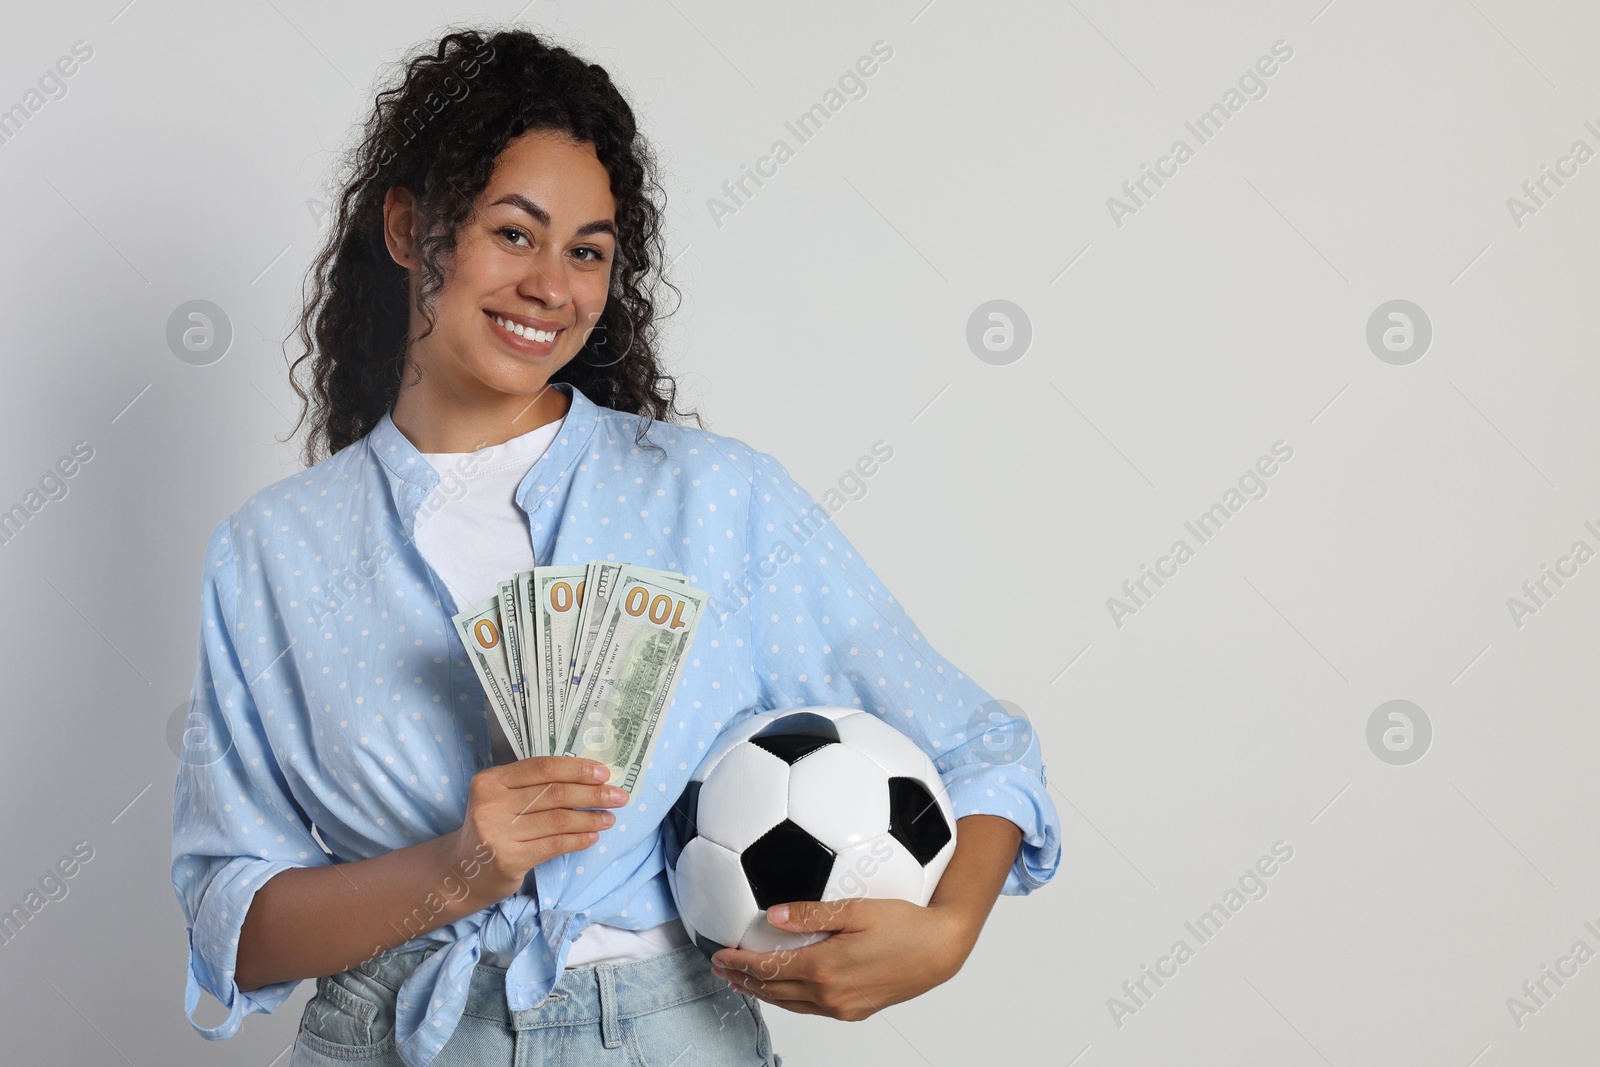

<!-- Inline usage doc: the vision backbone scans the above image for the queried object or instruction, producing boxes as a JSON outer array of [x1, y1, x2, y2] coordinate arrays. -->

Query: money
[[513, 570, 538, 755], [452, 597, 528, 760], [497, 580, 527, 733], [532, 564, 588, 760], [451, 561, 703, 797], [560, 567, 708, 797], [566, 561, 622, 712]]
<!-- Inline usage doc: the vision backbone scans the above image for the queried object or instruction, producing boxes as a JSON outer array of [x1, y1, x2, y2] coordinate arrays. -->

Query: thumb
[[767, 898, 864, 934]]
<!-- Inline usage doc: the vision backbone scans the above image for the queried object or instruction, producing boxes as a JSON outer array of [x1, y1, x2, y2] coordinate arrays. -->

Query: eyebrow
[[490, 193, 616, 239]]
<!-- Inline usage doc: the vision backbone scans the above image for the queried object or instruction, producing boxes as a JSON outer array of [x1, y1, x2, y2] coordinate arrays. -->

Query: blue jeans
[[291, 944, 783, 1066]]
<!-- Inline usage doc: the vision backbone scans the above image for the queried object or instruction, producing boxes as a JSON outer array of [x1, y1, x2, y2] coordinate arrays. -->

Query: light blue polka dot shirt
[[170, 381, 1061, 1067]]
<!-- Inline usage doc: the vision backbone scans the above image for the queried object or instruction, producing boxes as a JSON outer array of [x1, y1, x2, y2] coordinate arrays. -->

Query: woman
[[170, 26, 1060, 1067]]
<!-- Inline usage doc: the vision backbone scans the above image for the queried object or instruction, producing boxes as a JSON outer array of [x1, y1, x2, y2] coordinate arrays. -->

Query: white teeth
[[494, 315, 556, 343]]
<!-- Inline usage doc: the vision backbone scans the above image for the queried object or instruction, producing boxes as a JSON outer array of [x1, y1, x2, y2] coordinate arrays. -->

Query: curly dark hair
[[286, 25, 700, 466]]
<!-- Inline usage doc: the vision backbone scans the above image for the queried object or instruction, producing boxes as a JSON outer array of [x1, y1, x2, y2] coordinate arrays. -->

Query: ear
[[381, 186, 420, 268]]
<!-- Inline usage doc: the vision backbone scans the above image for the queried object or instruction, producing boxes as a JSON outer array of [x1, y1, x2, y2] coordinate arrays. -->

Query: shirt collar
[[366, 380, 603, 538]]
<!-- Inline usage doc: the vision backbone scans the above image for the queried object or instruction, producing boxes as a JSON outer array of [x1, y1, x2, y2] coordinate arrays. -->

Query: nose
[[518, 246, 572, 309]]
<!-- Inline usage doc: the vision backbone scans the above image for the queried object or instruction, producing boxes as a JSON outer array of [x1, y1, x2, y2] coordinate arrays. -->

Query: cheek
[[573, 285, 610, 336], [578, 268, 611, 305], [451, 233, 518, 295]]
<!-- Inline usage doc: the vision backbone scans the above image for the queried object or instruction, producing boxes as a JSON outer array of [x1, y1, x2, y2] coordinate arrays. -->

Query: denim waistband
[[357, 943, 726, 1033]]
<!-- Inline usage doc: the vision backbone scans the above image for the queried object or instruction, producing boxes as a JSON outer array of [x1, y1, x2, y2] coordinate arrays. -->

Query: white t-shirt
[[412, 415, 691, 969]]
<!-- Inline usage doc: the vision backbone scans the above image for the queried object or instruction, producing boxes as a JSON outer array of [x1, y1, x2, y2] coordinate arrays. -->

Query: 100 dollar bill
[[560, 567, 708, 797], [452, 597, 528, 760], [565, 561, 622, 714], [514, 571, 538, 755], [532, 564, 587, 761], [497, 580, 527, 735]]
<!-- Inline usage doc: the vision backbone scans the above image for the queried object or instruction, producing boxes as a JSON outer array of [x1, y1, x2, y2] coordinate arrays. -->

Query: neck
[[390, 373, 571, 454]]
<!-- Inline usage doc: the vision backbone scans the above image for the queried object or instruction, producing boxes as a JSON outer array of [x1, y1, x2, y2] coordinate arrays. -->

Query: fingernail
[[589, 763, 608, 781], [607, 787, 629, 804], [767, 904, 789, 925]]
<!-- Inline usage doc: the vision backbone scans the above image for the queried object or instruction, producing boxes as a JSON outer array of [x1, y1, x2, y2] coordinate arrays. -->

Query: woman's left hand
[[709, 897, 979, 1020]]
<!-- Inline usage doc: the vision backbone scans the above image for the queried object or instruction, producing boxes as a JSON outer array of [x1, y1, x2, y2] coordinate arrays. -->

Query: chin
[[479, 358, 571, 397]]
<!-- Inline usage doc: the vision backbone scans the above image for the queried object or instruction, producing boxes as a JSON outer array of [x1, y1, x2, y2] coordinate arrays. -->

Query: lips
[[485, 309, 565, 345]]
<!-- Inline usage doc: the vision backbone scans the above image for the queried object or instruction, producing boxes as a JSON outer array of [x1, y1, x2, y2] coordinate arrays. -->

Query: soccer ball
[[663, 706, 957, 957]]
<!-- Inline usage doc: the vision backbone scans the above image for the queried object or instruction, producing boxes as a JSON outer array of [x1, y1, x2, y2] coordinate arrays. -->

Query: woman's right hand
[[448, 755, 629, 907]]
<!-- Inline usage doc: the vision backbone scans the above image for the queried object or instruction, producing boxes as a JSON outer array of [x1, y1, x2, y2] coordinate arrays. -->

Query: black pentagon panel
[[741, 819, 834, 910], [753, 711, 841, 741], [750, 712, 841, 765], [663, 780, 701, 872], [886, 777, 953, 866], [750, 733, 836, 765], [694, 932, 729, 960]]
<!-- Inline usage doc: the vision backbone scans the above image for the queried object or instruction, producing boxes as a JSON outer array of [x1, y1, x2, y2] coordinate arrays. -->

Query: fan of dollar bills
[[452, 561, 709, 798]]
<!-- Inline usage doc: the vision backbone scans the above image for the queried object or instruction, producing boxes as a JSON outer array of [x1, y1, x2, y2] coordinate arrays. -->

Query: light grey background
[[2, 1, 1596, 1064]]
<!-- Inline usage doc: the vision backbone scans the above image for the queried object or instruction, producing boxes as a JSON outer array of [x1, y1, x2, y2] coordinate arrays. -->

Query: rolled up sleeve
[[170, 519, 330, 1039], [740, 451, 1061, 896]]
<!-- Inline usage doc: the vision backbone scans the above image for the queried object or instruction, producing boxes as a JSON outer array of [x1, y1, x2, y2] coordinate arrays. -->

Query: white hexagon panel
[[673, 836, 760, 951], [695, 742, 792, 853], [824, 833, 931, 905], [786, 742, 889, 853], [834, 710, 941, 782]]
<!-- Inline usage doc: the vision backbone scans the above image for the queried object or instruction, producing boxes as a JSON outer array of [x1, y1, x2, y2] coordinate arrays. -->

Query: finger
[[766, 899, 868, 935], [714, 935, 849, 984], [507, 755, 611, 786], [508, 780, 630, 818], [734, 973, 881, 1021], [534, 829, 602, 862], [732, 982, 826, 1016], [713, 969, 811, 1002], [711, 947, 786, 980], [495, 826, 603, 873], [509, 806, 616, 841]]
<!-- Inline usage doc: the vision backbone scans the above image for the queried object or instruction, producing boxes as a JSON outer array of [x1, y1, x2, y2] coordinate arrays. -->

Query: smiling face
[[383, 128, 618, 449]]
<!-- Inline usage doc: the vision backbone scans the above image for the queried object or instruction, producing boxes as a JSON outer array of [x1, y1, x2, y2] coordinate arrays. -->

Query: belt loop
[[598, 964, 621, 1049]]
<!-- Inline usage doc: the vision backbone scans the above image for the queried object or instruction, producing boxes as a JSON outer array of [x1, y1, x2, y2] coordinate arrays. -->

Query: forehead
[[482, 129, 616, 224]]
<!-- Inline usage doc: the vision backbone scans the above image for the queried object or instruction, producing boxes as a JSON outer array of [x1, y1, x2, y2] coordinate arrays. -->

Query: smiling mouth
[[485, 310, 564, 344]]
